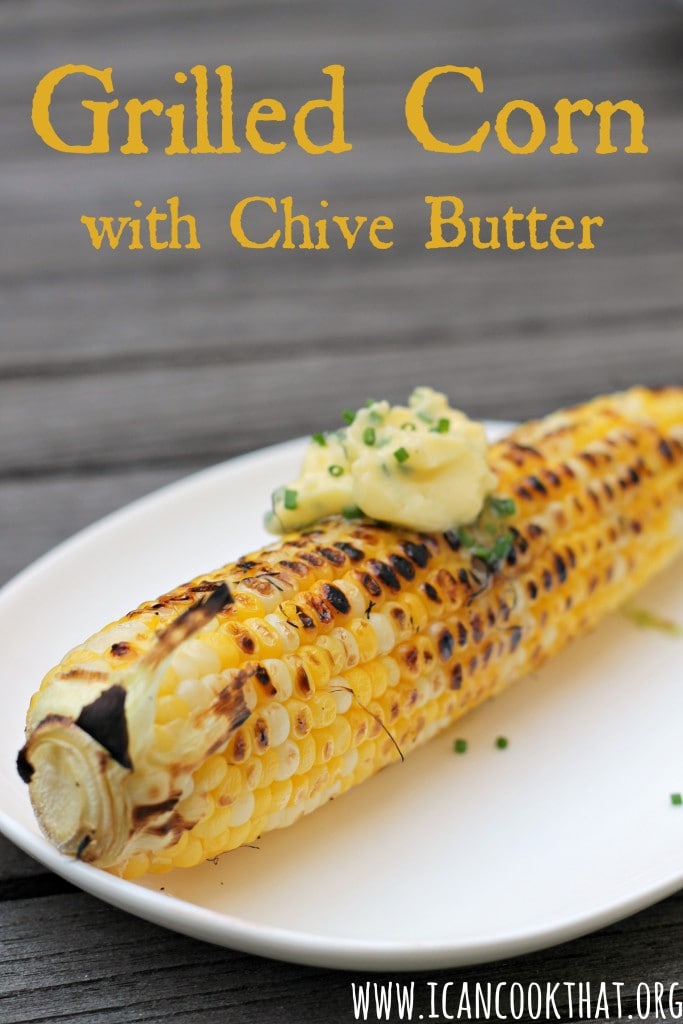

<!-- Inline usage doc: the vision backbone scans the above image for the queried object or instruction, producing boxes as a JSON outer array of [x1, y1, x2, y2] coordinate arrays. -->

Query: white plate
[[1, 424, 682, 971]]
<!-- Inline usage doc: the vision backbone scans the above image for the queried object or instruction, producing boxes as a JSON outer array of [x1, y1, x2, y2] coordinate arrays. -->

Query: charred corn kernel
[[261, 702, 290, 747], [19, 388, 683, 877], [260, 658, 293, 700], [287, 698, 314, 738]]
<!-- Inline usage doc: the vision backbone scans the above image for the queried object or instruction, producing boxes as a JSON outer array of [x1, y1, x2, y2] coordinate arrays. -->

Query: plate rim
[[3, 421, 683, 971]]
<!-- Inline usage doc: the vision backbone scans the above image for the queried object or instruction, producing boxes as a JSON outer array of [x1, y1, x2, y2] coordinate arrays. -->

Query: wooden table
[[1, 1, 682, 1020]]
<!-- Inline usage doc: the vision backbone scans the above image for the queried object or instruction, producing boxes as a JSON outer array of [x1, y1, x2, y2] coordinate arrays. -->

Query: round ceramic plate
[[1, 425, 682, 970]]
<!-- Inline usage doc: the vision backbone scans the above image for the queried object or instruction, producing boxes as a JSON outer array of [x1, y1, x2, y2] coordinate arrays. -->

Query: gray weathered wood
[[1, 0, 682, 1021]]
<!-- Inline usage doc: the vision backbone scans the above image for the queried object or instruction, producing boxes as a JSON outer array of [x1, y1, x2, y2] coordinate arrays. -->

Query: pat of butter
[[266, 387, 497, 534]]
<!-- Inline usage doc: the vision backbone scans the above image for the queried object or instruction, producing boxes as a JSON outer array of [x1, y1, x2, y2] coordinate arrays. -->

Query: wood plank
[[0, 322, 679, 478], [1, 888, 683, 1024], [0, 470, 182, 585]]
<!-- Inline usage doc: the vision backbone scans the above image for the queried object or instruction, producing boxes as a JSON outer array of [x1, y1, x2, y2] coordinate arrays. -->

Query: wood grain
[[1, 0, 682, 1021]]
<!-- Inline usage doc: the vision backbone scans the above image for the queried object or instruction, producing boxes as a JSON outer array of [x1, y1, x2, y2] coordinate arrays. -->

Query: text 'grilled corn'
[[18, 387, 683, 877]]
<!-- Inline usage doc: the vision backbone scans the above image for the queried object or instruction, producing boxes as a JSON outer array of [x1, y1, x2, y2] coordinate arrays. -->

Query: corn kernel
[[310, 691, 337, 729], [155, 695, 190, 725], [296, 733, 317, 774]]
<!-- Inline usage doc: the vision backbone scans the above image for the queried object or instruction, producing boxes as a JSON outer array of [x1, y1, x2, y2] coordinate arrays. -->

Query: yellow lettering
[[281, 196, 315, 249], [165, 102, 189, 155], [502, 207, 526, 250], [215, 65, 241, 153], [578, 215, 604, 249], [424, 195, 466, 248], [230, 196, 280, 248], [368, 215, 394, 249], [527, 207, 549, 250], [550, 98, 594, 155], [595, 100, 647, 154], [549, 215, 575, 249], [245, 100, 287, 154], [80, 214, 131, 249], [293, 65, 351, 155], [406, 66, 489, 153], [121, 98, 164, 155], [495, 100, 545, 155], [167, 195, 201, 249], [470, 217, 500, 250], [331, 215, 368, 249], [32, 64, 118, 154]]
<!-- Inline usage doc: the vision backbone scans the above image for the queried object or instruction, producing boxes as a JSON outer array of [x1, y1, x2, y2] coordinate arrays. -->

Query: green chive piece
[[416, 411, 433, 424], [471, 545, 493, 561], [311, 432, 326, 447], [435, 417, 450, 433], [495, 736, 509, 750], [401, 421, 417, 431], [394, 447, 410, 464], [457, 527, 475, 547], [363, 427, 376, 446], [454, 738, 468, 755], [328, 464, 344, 477], [671, 793, 682, 806], [342, 504, 362, 519], [491, 496, 516, 517], [493, 532, 514, 560], [342, 409, 356, 425], [365, 397, 378, 407], [283, 489, 298, 511]]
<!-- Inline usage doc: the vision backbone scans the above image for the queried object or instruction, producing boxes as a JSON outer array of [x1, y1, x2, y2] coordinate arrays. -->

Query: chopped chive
[[671, 793, 682, 806], [401, 421, 417, 431], [434, 417, 450, 433], [283, 489, 298, 511], [495, 736, 509, 750], [491, 496, 516, 517], [342, 409, 356, 425], [363, 427, 376, 446], [493, 532, 514, 560], [342, 504, 362, 519], [457, 527, 475, 547], [416, 411, 433, 424], [394, 446, 410, 464], [453, 738, 468, 755], [471, 544, 493, 561], [365, 397, 378, 407], [328, 464, 345, 477], [311, 432, 326, 447]]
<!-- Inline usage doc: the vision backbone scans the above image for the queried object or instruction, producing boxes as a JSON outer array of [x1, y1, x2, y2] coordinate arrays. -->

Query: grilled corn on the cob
[[18, 387, 683, 878]]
